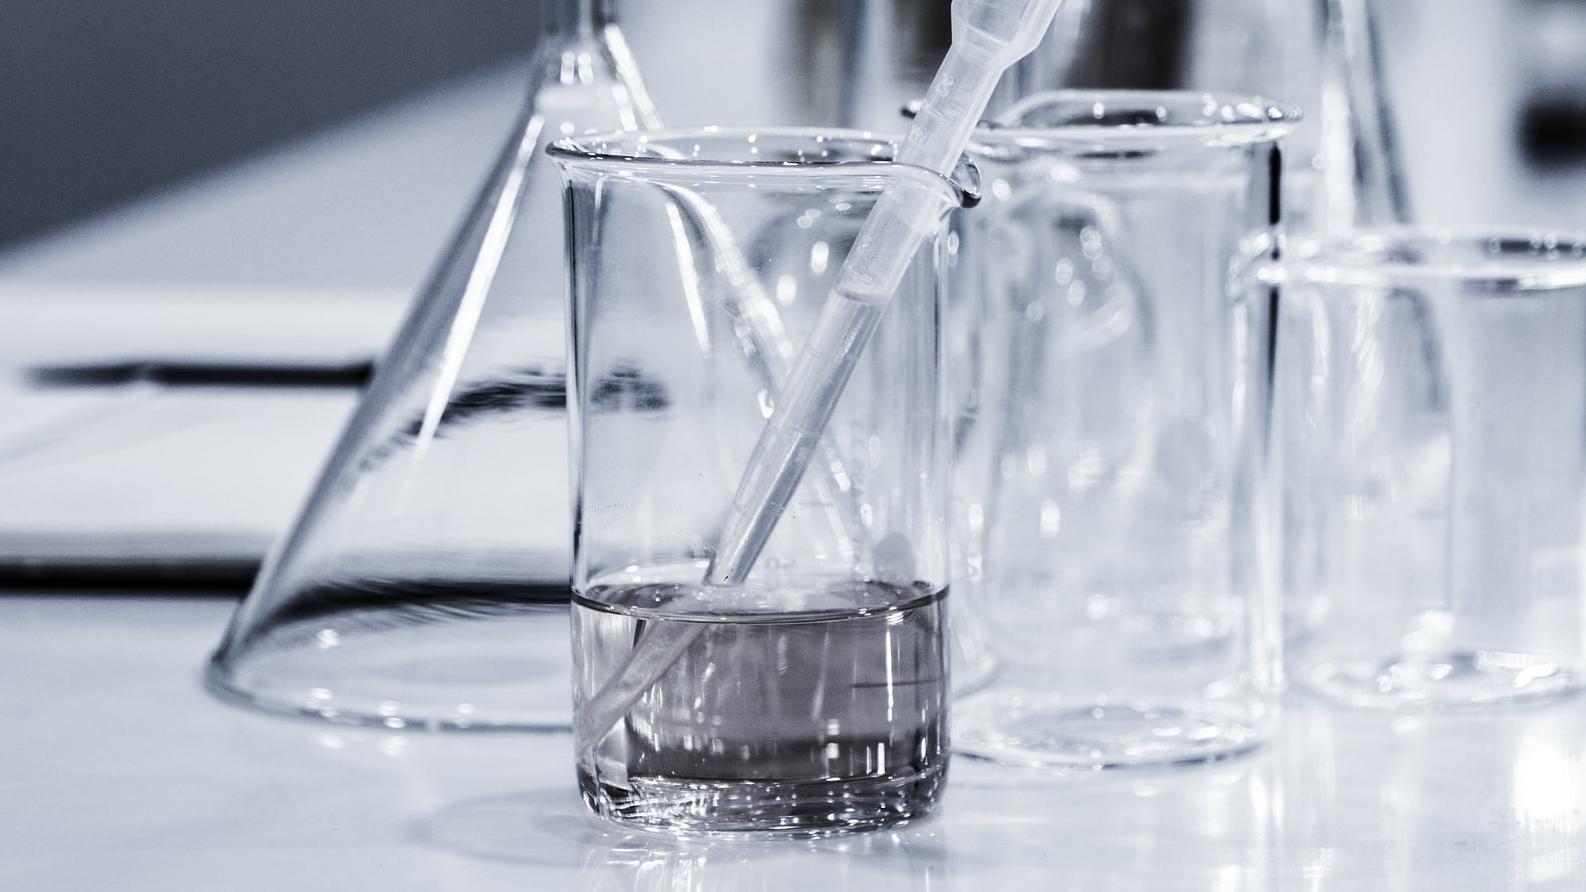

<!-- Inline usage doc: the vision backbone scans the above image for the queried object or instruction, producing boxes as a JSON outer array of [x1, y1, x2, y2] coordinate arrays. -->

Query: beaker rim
[[1264, 226, 1586, 291], [547, 126, 981, 208], [955, 90, 1298, 149]]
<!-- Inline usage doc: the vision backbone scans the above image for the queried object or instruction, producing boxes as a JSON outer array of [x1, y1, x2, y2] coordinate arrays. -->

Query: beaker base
[[953, 694, 1267, 769], [1299, 650, 1585, 710], [577, 763, 946, 837]]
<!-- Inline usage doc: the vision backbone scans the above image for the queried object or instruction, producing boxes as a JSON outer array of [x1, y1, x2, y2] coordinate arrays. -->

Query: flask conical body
[[207, 7, 658, 731]]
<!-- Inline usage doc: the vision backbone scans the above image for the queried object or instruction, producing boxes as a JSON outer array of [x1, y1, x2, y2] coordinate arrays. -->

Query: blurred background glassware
[[1517, 0, 1586, 164], [553, 128, 968, 834], [206, 0, 658, 731], [986, 0, 1410, 234], [1272, 228, 1586, 710], [625, 0, 955, 132], [962, 0, 1412, 673], [949, 91, 1292, 768]]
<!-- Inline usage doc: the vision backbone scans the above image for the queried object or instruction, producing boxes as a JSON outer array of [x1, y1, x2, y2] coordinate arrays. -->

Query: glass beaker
[[950, 91, 1294, 768], [549, 128, 974, 834], [1273, 228, 1586, 710], [206, 0, 658, 731]]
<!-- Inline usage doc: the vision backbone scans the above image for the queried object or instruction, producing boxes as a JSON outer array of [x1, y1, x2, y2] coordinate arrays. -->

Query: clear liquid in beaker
[[572, 575, 949, 835]]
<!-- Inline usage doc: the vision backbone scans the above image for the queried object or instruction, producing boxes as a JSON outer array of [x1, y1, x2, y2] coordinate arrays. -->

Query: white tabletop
[[3, 593, 1584, 891]]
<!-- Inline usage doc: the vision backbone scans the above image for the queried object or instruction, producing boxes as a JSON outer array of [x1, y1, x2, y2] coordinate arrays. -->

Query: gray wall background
[[0, 1, 540, 247], [7, 0, 1586, 252]]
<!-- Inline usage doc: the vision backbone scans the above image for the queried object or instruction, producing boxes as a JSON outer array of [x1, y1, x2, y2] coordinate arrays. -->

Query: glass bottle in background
[[207, 0, 658, 732]]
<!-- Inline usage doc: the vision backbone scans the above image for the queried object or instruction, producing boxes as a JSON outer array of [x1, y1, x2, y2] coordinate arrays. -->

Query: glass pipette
[[707, 0, 1067, 585], [574, 0, 1067, 757]]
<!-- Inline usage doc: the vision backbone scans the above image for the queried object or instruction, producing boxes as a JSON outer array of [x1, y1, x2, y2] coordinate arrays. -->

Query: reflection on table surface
[[3, 595, 1582, 890]]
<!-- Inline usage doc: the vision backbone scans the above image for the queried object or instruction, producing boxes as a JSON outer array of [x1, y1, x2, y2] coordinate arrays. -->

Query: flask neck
[[547, 0, 614, 35]]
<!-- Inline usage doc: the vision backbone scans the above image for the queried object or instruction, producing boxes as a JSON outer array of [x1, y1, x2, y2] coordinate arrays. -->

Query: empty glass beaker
[[550, 128, 974, 834], [206, 0, 658, 731], [950, 91, 1293, 768], [1273, 228, 1586, 709]]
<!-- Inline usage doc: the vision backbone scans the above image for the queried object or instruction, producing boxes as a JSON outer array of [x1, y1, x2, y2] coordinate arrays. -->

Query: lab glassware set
[[206, 0, 1586, 838]]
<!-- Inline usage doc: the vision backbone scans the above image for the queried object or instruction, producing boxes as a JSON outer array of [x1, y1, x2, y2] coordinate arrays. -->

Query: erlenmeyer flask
[[206, 0, 660, 731]]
